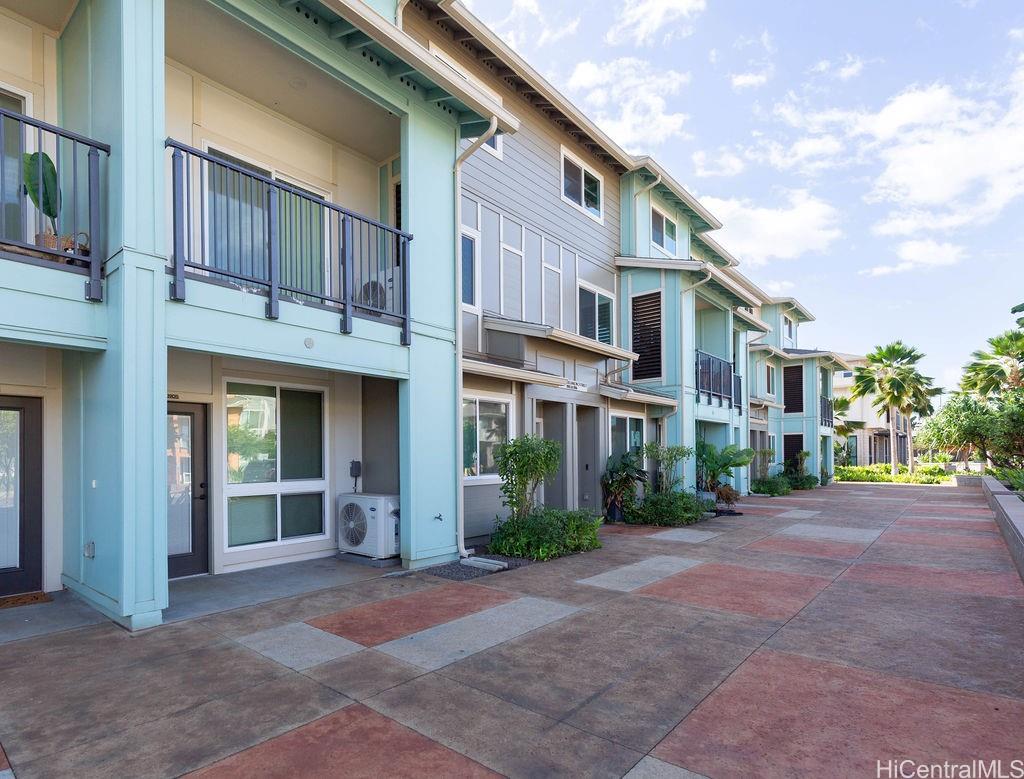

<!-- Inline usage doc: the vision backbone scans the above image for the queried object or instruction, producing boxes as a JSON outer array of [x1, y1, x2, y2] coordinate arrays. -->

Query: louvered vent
[[631, 293, 662, 380], [783, 365, 804, 413], [784, 434, 804, 467]]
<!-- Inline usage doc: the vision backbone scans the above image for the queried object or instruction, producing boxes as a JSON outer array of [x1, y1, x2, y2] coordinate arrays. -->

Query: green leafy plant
[[834, 464, 947, 485], [750, 475, 791, 496], [787, 473, 820, 490], [642, 442, 693, 494], [696, 441, 754, 491], [624, 490, 714, 527], [784, 449, 811, 480], [962, 330, 1024, 398], [988, 467, 1024, 491], [23, 151, 60, 233], [600, 452, 647, 520], [488, 508, 601, 561], [494, 435, 561, 521]]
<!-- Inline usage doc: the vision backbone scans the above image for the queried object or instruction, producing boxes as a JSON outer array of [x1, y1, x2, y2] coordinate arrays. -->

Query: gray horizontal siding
[[464, 483, 506, 539]]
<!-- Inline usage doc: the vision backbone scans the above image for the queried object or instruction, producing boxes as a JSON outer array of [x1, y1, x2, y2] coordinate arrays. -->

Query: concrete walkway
[[0, 483, 1021, 777]]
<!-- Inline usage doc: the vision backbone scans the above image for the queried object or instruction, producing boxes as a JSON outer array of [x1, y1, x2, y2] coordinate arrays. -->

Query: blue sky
[[464, 0, 1024, 391]]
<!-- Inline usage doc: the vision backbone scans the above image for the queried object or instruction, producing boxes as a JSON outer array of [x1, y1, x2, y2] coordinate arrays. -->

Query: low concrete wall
[[954, 474, 983, 487], [983, 476, 1024, 582]]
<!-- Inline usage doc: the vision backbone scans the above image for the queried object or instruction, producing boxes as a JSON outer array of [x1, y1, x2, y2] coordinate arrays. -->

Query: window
[[561, 147, 603, 220], [225, 382, 326, 548], [578, 286, 613, 345], [768, 433, 778, 463], [847, 436, 858, 464], [481, 133, 502, 159], [461, 234, 476, 306], [784, 316, 795, 341], [611, 416, 645, 460], [1, 88, 27, 243], [631, 292, 662, 380], [842, 371, 853, 378], [463, 397, 510, 478], [766, 364, 777, 396], [651, 209, 677, 255]]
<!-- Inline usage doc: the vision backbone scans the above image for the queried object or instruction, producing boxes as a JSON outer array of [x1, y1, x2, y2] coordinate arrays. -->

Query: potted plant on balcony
[[696, 441, 755, 515], [601, 452, 647, 522], [22, 151, 89, 258]]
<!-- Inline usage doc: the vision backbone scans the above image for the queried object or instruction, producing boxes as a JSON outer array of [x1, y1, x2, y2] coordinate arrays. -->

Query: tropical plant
[[851, 341, 928, 476], [753, 448, 775, 479], [1013, 302, 1024, 330], [696, 441, 755, 499], [489, 508, 601, 561], [22, 151, 60, 234], [641, 442, 693, 494], [624, 490, 714, 526], [494, 435, 561, 521], [600, 452, 648, 520], [835, 465, 947, 485], [917, 393, 998, 466], [750, 475, 791, 496], [961, 330, 1024, 398], [831, 396, 865, 439]]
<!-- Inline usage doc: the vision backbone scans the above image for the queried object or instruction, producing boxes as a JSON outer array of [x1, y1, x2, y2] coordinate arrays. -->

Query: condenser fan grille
[[341, 503, 368, 547]]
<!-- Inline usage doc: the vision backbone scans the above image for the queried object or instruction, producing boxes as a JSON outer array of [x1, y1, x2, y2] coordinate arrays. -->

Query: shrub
[[601, 452, 647, 519], [643, 442, 693, 494], [787, 473, 820, 490], [624, 490, 714, 527], [489, 508, 601, 561], [751, 475, 792, 496], [494, 436, 561, 521], [834, 465, 947, 485], [988, 467, 1024, 491]]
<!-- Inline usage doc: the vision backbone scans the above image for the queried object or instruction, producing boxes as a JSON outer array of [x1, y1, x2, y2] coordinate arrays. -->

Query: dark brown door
[[167, 403, 209, 578], [0, 396, 42, 597]]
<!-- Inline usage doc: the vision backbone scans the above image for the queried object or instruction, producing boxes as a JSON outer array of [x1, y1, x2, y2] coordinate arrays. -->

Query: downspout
[[454, 116, 498, 558]]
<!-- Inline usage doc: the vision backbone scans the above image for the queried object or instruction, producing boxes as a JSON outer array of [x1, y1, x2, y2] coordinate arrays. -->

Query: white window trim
[[768, 433, 778, 463], [576, 279, 616, 347], [766, 363, 777, 398], [498, 216, 525, 318], [460, 224, 481, 313], [462, 390, 516, 485], [560, 145, 604, 224], [0, 81, 37, 240], [541, 237, 563, 329], [480, 133, 503, 159], [650, 206, 677, 258], [222, 377, 331, 553], [609, 412, 647, 462], [628, 287, 664, 383]]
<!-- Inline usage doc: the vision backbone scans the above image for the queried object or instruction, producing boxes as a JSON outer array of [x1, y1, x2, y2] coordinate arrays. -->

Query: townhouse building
[[0, 0, 519, 627], [833, 356, 911, 466]]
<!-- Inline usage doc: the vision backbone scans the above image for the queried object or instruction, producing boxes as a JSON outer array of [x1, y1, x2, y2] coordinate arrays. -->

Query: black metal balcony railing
[[0, 107, 109, 300], [166, 140, 412, 344], [696, 350, 739, 408], [821, 395, 834, 427]]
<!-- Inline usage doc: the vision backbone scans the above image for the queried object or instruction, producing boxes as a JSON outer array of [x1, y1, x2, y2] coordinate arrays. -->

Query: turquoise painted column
[[398, 105, 459, 569], [59, 0, 167, 629], [680, 282, 698, 490]]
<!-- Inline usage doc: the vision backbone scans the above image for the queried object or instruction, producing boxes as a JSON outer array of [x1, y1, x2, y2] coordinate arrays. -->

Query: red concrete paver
[[880, 529, 1006, 549], [599, 524, 662, 536], [746, 535, 869, 560], [842, 561, 1024, 599], [637, 562, 832, 620], [307, 583, 514, 646], [895, 517, 998, 533], [653, 649, 1024, 778], [0, 742, 9, 771], [905, 507, 994, 518], [189, 704, 497, 778]]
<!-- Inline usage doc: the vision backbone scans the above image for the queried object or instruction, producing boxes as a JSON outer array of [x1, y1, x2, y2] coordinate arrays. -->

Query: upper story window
[[578, 285, 613, 345], [561, 146, 603, 222], [461, 233, 477, 307], [766, 364, 777, 396], [783, 315, 795, 342], [651, 208, 677, 255], [632, 292, 662, 380]]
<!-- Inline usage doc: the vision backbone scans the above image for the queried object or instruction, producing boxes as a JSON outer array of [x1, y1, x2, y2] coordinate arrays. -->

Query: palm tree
[[851, 342, 925, 477], [902, 377, 940, 473], [832, 396, 865, 464], [1012, 302, 1024, 329], [961, 330, 1024, 398]]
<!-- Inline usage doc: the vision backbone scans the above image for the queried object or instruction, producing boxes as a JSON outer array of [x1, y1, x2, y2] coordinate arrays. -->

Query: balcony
[[821, 395, 834, 428], [696, 350, 740, 410], [0, 107, 109, 300], [166, 141, 411, 344]]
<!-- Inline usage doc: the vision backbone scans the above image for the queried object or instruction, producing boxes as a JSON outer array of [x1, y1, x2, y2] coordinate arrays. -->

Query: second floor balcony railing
[[821, 395, 834, 428], [0, 107, 109, 300], [733, 373, 742, 415], [166, 140, 412, 344], [696, 350, 737, 408]]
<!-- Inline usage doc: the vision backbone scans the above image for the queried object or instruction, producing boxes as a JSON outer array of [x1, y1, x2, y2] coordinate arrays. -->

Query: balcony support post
[[169, 147, 186, 302], [340, 215, 353, 334], [84, 147, 104, 301], [400, 237, 411, 346], [266, 186, 280, 320]]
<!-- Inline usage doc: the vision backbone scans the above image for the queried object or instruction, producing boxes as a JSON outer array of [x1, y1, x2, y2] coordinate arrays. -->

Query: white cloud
[[810, 59, 831, 74], [731, 68, 772, 89], [837, 55, 865, 80], [693, 147, 746, 177], [567, 58, 691, 151], [482, 0, 581, 52], [699, 189, 842, 265], [761, 280, 795, 295], [605, 0, 707, 47], [862, 239, 965, 276], [1010, 28, 1024, 41], [748, 134, 845, 174]]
